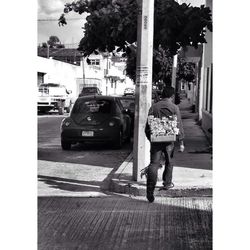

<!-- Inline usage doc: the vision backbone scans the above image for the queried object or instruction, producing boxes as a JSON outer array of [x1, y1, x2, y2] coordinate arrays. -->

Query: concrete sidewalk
[[110, 98, 212, 197]]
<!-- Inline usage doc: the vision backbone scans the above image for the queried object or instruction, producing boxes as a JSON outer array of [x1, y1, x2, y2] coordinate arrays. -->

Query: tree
[[59, 0, 210, 86], [47, 36, 63, 48], [126, 45, 195, 85], [59, 0, 212, 56], [41, 42, 48, 48]]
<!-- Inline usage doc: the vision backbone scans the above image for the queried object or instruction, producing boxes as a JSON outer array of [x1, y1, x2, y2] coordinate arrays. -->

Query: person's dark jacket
[[145, 98, 184, 142]]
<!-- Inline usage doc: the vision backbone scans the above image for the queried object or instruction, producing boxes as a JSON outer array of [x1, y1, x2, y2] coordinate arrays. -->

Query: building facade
[[198, 0, 213, 142], [37, 49, 134, 98]]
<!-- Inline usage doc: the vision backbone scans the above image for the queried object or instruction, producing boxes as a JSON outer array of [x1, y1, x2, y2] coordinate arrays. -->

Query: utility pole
[[46, 42, 49, 59], [82, 56, 85, 87], [106, 56, 109, 95], [172, 0, 181, 92], [133, 0, 154, 181], [171, 54, 178, 89]]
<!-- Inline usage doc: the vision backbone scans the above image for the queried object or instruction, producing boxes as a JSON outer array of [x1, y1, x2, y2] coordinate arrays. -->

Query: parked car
[[123, 87, 135, 96], [117, 96, 135, 134], [79, 86, 102, 97], [60, 95, 131, 150], [37, 83, 73, 115]]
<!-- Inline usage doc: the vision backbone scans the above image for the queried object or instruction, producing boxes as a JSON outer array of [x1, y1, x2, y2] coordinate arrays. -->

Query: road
[[38, 196, 212, 250], [38, 114, 212, 249], [38, 114, 133, 196]]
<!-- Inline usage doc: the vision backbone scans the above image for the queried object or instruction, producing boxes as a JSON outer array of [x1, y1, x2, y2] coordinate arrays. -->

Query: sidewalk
[[110, 98, 212, 197]]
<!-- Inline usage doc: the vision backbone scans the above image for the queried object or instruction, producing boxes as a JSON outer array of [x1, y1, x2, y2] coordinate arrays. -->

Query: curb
[[109, 153, 212, 197]]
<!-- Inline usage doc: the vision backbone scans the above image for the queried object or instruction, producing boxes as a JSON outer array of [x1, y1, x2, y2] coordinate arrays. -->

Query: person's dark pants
[[146, 142, 175, 193]]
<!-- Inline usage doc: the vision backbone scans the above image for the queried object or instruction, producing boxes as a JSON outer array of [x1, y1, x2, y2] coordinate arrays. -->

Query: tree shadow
[[38, 141, 133, 168], [38, 154, 125, 195], [38, 194, 212, 250], [38, 175, 104, 193]]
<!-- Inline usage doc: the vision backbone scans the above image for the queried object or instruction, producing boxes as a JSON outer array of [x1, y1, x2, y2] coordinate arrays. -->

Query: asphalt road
[[38, 114, 212, 250], [38, 114, 133, 196]]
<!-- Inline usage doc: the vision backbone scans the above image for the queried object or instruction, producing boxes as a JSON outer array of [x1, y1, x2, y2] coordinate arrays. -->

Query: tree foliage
[[59, 0, 212, 56], [47, 36, 63, 48], [59, 0, 209, 84], [126, 45, 195, 84]]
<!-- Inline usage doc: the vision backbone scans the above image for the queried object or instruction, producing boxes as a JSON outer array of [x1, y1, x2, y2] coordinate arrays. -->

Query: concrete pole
[[133, 0, 154, 181], [171, 54, 178, 88], [82, 56, 85, 86], [171, 1, 181, 91], [46, 42, 49, 59], [106, 56, 109, 95]]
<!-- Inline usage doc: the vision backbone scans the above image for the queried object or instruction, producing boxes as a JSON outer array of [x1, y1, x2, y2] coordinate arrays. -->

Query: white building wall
[[38, 54, 135, 99], [37, 56, 82, 98], [199, 0, 213, 142]]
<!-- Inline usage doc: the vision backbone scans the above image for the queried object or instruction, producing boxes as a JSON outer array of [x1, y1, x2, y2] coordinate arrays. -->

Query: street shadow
[[38, 155, 124, 194], [38, 141, 133, 168], [38, 175, 104, 193], [38, 194, 212, 250]]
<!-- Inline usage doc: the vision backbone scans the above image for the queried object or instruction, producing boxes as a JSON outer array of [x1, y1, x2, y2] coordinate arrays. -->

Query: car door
[[116, 99, 131, 137]]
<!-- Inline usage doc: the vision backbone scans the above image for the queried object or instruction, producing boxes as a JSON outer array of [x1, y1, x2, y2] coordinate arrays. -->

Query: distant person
[[144, 86, 185, 203]]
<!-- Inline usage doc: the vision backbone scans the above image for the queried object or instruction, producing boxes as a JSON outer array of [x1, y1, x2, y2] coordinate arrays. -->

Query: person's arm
[[175, 105, 184, 142], [145, 106, 153, 141]]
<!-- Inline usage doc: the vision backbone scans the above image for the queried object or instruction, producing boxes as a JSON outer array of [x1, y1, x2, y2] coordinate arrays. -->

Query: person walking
[[144, 86, 185, 203]]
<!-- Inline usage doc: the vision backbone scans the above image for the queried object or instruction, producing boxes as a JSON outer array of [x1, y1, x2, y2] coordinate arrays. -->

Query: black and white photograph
[[4, 0, 250, 250], [37, 0, 212, 249]]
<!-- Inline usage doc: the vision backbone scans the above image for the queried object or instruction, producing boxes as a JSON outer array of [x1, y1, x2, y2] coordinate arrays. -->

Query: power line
[[38, 43, 79, 45], [38, 18, 83, 22]]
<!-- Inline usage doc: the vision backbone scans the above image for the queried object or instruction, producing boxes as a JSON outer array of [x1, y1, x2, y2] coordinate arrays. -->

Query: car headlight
[[109, 121, 115, 127]]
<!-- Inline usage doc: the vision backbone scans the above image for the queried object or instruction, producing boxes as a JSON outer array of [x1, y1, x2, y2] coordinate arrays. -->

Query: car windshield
[[81, 88, 98, 94], [40, 83, 61, 88], [72, 99, 112, 114], [119, 99, 135, 111]]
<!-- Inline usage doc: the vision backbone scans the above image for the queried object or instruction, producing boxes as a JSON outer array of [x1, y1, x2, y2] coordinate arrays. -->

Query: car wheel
[[114, 130, 123, 149], [61, 140, 71, 150], [65, 100, 72, 113], [58, 100, 65, 115], [58, 107, 64, 115], [65, 105, 71, 113]]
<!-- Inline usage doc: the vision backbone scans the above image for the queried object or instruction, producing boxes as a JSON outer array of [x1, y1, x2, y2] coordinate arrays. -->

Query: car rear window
[[81, 88, 98, 94], [72, 99, 112, 114]]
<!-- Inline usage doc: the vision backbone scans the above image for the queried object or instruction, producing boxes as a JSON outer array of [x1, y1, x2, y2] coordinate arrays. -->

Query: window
[[37, 72, 45, 86], [89, 59, 100, 66], [72, 99, 112, 114]]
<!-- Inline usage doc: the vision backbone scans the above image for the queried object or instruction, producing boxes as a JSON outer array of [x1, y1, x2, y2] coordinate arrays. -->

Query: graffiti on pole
[[136, 66, 149, 86], [144, 15, 148, 30]]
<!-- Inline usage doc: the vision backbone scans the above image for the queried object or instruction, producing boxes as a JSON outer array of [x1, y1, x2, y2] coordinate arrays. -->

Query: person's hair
[[161, 86, 175, 98]]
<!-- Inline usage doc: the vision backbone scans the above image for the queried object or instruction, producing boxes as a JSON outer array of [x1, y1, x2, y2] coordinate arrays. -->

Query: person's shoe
[[146, 189, 155, 203], [160, 182, 174, 190]]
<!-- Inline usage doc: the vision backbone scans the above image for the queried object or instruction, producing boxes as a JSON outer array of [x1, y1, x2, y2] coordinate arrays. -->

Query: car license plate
[[39, 97, 47, 101], [82, 131, 94, 137]]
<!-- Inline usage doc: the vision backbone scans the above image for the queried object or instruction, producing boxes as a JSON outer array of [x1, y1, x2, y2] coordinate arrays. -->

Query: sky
[[37, 0, 87, 47], [37, 0, 205, 47]]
